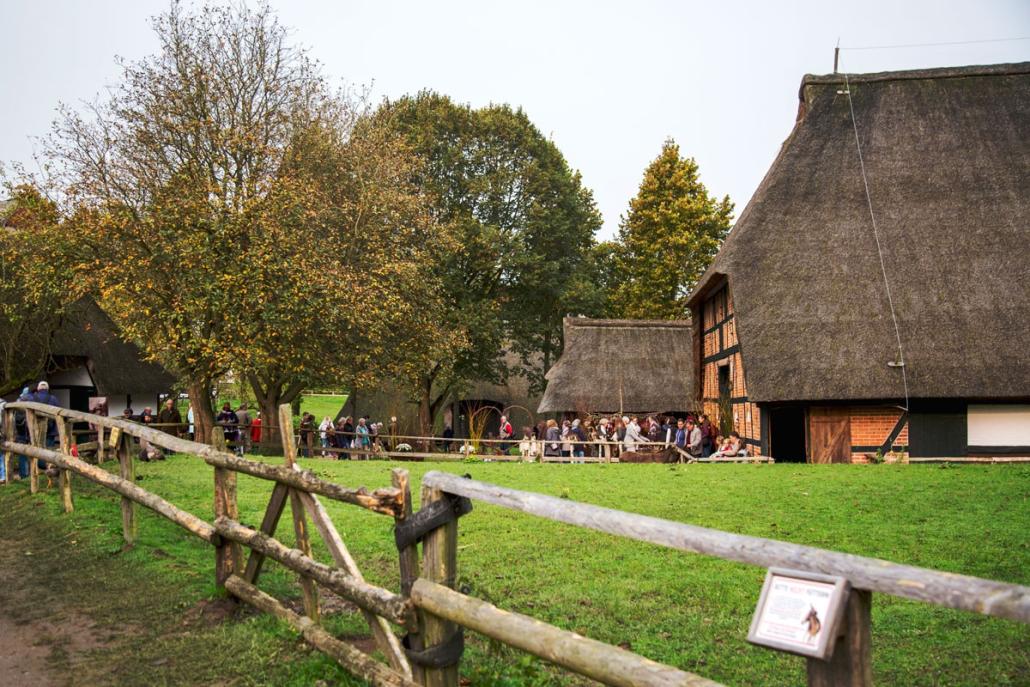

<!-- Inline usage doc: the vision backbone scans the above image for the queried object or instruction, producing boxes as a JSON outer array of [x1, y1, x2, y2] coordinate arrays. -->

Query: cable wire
[[842, 36, 1030, 50], [841, 66, 911, 411]]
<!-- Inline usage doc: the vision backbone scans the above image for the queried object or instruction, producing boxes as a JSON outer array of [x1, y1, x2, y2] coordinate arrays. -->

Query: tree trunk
[[187, 379, 215, 446], [249, 374, 306, 453], [418, 378, 434, 452]]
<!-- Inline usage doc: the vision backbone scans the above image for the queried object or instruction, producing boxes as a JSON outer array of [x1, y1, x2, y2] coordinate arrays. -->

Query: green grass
[[2, 460, 1028, 686], [300, 393, 348, 422]]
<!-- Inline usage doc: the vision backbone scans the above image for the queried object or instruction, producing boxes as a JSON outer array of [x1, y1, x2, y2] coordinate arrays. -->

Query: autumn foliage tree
[[610, 139, 733, 319], [48, 2, 452, 443], [372, 93, 603, 433], [0, 185, 79, 396]]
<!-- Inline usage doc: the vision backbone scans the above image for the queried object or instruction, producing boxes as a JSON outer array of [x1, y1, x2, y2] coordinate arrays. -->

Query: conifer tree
[[611, 139, 733, 319]]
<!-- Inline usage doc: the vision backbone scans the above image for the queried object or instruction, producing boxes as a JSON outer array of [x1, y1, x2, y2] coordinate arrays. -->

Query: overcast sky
[[2, 0, 1028, 238]]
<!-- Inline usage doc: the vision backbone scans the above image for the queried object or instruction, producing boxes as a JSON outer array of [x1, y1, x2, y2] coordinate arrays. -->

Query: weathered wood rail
[[2, 401, 1028, 687]]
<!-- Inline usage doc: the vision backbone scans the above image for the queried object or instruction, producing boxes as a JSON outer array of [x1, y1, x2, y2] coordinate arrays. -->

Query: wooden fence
[[2, 400, 1028, 687]]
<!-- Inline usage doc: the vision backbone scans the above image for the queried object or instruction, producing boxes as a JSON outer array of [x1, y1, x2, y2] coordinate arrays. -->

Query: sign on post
[[747, 568, 850, 660]]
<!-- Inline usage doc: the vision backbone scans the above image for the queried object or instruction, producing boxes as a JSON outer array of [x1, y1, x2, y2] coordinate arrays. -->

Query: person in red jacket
[[250, 412, 262, 445]]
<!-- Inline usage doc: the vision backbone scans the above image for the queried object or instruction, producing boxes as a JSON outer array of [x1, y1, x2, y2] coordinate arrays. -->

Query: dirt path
[[0, 530, 110, 686]]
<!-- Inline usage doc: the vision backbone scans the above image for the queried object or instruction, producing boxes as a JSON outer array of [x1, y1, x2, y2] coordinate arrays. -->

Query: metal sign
[[747, 568, 850, 660]]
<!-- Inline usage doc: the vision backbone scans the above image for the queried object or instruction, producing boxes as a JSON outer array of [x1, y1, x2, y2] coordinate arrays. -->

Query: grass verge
[[1, 459, 1028, 686]]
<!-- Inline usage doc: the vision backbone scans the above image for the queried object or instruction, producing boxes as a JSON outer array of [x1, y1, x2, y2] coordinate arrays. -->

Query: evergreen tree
[[611, 139, 733, 319]]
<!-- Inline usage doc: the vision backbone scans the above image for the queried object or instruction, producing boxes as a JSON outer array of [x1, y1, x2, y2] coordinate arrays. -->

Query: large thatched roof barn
[[688, 63, 1030, 462], [538, 317, 694, 415]]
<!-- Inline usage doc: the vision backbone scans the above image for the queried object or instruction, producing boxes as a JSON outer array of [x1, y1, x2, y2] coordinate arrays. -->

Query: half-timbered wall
[[700, 284, 760, 454]]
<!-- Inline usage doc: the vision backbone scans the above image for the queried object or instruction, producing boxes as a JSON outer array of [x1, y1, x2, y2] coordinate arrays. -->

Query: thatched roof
[[689, 62, 1030, 403], [537, 318, 694, 414], [50, 299, 176, 395]]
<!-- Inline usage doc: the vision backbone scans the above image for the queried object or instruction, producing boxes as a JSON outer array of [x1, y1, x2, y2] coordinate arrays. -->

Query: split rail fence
[[2, 400, 1028, 687]]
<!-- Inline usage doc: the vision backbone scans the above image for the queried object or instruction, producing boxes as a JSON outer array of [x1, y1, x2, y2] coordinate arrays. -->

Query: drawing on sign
[[747, 568, 849, 660], [802, 606, 821, 642]]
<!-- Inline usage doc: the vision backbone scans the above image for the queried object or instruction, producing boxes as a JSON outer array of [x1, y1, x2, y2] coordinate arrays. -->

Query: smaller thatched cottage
[[30, 299, 175, 416], [537, 318, 694, 416]]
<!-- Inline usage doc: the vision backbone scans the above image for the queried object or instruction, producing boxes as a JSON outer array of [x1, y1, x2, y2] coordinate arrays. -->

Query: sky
[[2, 0, 1028, 239]]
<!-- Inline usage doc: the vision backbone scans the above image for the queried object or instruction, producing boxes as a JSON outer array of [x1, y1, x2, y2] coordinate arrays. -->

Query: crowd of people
[[529, 413, 745, 461], [2, 385, 749, 472], [295, 413, 398, 458]]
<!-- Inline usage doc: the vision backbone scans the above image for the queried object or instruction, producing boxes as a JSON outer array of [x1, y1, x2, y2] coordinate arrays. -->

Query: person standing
[[157, 398, 183, 437], [355, 418, 370, 459], [498, 415, 513, 454], [685, 418, 703, 458], [570, 419, 587, 462], [216, 403, 241, 454], [250, 412, 262, 447], [28, 382, 61, 446], [298, 413, 315, 458], [543, 419, 561, 459], [624, 416, 644, 453], [675, 419, 687, 451], [596, 417, 611, 461], [21, 382, 61, 477], [236, 403, 252, 454], [187, 405, 195, 441], [700, 414, 716, 458]]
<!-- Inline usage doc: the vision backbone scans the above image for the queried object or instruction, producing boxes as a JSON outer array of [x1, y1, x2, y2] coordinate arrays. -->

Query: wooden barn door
[[808, 407, 851, 464]]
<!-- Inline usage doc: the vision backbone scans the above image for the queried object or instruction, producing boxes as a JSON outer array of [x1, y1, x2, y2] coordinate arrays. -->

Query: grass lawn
[[300, 394, 349, 422], [1, 459, 1028, 686]]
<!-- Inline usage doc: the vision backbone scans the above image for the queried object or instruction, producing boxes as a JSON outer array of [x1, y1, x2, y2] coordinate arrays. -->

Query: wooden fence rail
[[419, 470, 1030, 624], [410, 579, 722, 687]]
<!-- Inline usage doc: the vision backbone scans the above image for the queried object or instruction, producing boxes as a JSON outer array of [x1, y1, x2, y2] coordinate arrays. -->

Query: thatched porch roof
[[537, 318, 693, 414]]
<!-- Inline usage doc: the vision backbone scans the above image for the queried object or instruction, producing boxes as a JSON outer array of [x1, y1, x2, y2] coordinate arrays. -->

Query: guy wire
[[841, 66, 911, 411]]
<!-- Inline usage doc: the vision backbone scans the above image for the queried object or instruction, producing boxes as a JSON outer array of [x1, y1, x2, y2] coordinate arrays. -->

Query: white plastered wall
[[967, 405, 1030, 446]]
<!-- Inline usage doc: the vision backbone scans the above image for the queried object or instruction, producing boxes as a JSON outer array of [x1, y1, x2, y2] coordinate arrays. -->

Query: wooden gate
[[808, 407, 851, 464]]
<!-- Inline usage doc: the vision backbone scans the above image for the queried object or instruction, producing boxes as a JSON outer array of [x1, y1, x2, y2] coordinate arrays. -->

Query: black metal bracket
[[402, 628, 464, 668], [394, 493, 472, 551]]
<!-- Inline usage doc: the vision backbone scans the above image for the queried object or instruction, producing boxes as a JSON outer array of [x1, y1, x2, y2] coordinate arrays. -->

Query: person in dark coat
[[216, 402, 240, 453], [157, 398, 183, 437]]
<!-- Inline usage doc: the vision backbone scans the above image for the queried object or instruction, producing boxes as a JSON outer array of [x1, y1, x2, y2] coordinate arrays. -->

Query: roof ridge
[[803, 61, 1030, 87], [564, 317, 692, 328]]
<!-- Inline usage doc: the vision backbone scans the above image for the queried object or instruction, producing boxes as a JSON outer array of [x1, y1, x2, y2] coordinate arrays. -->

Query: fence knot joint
[[394, 493, 472, 551], [402, 627, 464, 668]]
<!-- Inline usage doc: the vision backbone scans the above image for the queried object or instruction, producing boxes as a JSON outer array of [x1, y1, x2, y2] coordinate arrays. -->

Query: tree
[[238, 116, 460, 440], [610, 139, 733, 319], [0, 185, 78, 396], [48, 2, 451, 444], [372, 93, 602, 430]]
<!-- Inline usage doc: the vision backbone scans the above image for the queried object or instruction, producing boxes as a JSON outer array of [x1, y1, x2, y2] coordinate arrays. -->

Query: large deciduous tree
[[610, 139, 733, 320], [48, 2, 451, 444], [372, 93, 603, 432]]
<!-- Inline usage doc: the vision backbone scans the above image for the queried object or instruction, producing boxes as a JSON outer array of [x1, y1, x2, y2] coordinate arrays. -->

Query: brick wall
[[849, 407, 908, 462]]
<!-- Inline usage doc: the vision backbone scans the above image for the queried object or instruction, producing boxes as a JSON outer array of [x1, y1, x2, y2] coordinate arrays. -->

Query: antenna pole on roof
[[834, 38, 840, 73]]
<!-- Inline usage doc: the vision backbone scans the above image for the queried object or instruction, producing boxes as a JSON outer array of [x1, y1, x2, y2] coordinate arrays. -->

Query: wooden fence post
[[807, 589, 873, 687], [26, 409, 40, 494], [278, 404, 319, 621], [212, 427, 242, 589], [56, 417, 74, 512], [393, 468, 425, 685], [117, 432, 136, 545], [96, 424, 106, 463], [2, 408, 14, 485], [419, 483, 462, 687]]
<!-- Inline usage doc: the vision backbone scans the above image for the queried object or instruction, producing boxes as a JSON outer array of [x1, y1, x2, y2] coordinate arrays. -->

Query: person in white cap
[[21, 382, 62, 477]]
